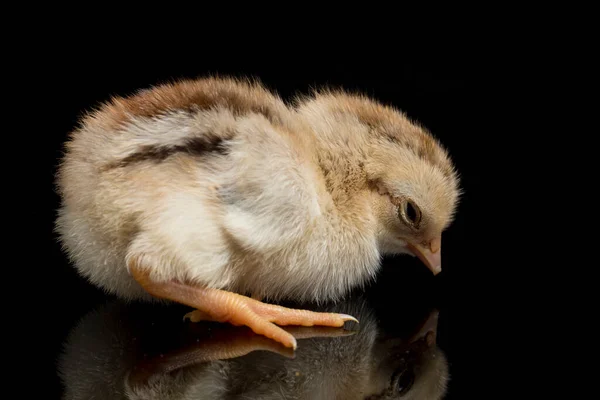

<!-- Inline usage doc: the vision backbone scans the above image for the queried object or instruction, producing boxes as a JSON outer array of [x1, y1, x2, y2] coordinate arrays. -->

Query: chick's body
[[56, 77, 459, 347]]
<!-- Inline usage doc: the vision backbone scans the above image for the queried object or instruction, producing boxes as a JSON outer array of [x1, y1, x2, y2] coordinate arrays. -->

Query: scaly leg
[[129, 261, 358, 349]]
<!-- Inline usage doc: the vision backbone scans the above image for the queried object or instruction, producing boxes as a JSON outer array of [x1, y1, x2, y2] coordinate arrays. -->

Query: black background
[[25, 41, 538, 398]]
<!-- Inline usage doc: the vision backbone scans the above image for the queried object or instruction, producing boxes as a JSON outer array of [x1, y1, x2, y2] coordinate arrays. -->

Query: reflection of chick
[[58, 297, 449, 399], [55, 77, 460, 349]]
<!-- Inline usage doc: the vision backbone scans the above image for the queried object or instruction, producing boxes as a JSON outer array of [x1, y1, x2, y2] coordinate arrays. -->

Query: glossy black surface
[[36, 50, 517, 398], [59, 280, 447, 399]]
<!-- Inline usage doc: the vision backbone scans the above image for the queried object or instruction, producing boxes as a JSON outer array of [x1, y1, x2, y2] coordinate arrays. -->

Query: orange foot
[[181, 293, 357, 349], [129, 263, 358, 349]]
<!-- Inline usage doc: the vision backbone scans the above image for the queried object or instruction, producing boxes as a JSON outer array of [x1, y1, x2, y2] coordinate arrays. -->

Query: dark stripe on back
[[108, 136, 228, 169]]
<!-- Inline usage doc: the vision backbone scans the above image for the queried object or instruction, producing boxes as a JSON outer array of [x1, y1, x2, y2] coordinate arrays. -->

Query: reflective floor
[[52, 257, 469, 400], [59, 296, 444, 399]]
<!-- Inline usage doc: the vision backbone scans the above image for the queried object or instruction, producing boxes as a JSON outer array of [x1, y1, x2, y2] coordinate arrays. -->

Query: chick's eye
[[400, 200, 421, 228], [393, 369, 415, 395], [406, 202, 418, 223]]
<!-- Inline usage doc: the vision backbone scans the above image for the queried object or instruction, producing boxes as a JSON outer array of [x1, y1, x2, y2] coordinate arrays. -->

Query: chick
[[58, 296, 448, 399], [55, 76, 460, 350]]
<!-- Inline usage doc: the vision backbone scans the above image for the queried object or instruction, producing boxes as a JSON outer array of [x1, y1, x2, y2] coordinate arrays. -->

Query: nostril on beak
[[429, 237, 441, 253]]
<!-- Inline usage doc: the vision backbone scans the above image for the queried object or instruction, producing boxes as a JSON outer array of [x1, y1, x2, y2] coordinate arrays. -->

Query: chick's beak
[[407, 236, 442, 275]]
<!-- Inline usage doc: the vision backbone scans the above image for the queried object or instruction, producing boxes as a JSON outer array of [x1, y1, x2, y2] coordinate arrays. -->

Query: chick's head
[[298, 90, 461, 275], [364, 114, 461, 276]]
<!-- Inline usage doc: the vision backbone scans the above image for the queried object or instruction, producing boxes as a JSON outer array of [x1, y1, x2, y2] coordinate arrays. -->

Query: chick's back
[[55, 77, 329, 301]]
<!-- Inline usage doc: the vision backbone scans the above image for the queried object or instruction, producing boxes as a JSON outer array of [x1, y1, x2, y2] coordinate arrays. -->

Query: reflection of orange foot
[[129, 263, 358, 350], [128, 323, 355, 387], [128, 324, 293, 387]]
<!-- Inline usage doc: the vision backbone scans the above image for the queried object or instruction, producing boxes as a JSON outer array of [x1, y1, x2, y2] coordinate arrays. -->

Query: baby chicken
[[55, 76, 460, 350]]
